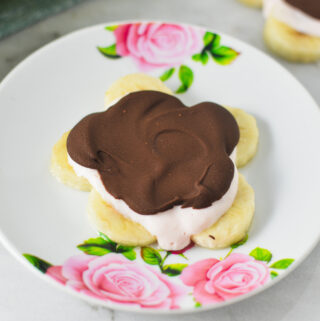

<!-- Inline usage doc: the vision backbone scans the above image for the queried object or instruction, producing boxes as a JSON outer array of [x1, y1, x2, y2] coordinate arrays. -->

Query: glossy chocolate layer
[[285, 0, 320, 19], [67, 91, 239, 214]]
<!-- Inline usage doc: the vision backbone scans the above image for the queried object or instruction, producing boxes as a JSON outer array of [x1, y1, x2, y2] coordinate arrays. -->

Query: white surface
[[0, 0, 319, 320]]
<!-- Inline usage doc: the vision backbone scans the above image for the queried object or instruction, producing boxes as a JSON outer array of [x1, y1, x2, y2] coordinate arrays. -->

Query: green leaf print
[[117, 244, 136, 261], [176, 65, 194, 94], [210, 46, 239, 65], [270, 259, 294, 269], [105, 25, 118, 31], [192, 52, 209, 65], [159, 68, 175, 81], [211, 33, 221, 50], [203, 31, 215, 46], [78, 233, 136, 260], [162, 263, 188, 276], [77, 237, 114, 256], [231, 234, 248, 249], [23, 254, 52, 273], [249, 247, 272, 263], [141, 247, 162, 265], [97, 44, 121, 58], [270, 271, 279, 279]]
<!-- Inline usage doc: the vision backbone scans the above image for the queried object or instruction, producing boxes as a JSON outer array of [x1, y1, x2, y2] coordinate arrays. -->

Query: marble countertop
[[0, 0, 319, 320]]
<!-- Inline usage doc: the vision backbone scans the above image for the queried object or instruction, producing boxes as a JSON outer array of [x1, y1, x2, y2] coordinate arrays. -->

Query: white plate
[[0, 21, 319, 314]]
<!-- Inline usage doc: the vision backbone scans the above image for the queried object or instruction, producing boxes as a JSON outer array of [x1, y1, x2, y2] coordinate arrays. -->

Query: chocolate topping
[[285, 0, 320, 20], [67, 91, 239, 215]]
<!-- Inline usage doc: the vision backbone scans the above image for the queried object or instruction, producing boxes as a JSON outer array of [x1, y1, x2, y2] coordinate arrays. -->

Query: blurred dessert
[[263, 0, 320, 62]]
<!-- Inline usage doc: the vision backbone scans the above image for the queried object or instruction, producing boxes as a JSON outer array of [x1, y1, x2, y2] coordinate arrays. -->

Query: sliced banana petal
[[225, 106, 259, 168], [87, 189, 156, 246], [105, 73, 173, 106], [192, 173, 254, 249], [50, 131, 91, 191]]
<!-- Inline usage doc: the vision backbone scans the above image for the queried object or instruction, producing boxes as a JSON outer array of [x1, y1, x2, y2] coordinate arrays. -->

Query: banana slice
[[237, 0, 262, 8], [264, 17, 320, 63], [88, 173, 253, 249], [105, 73, 173, 106], [50, 131, 91, 191], [191, 173, 254, 249], [87, 189, 156, 246], [225, 106, 259, 168]]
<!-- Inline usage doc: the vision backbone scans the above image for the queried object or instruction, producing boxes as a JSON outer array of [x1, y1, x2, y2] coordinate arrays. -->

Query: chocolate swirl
[[285, 0, 320, 19], [67, 91, 239, 214]]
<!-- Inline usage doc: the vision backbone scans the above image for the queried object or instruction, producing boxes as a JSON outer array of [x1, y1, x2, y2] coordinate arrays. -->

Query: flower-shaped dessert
[[51, 74, 258, 251]]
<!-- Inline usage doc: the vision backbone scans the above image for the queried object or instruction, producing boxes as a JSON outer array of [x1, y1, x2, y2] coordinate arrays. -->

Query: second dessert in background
[[263, 0, 320, 62]]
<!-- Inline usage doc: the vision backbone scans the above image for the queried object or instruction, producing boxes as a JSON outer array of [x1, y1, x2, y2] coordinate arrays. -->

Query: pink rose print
[[46, 265, 67, 285], [98, 23, 241, 94], [114, 23, 204, 71], [180, 253, 270, 304], [46, 253, 187, 309]]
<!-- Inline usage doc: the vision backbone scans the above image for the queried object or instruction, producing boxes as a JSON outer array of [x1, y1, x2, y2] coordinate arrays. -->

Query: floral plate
[[0, 21, 319, 314]]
